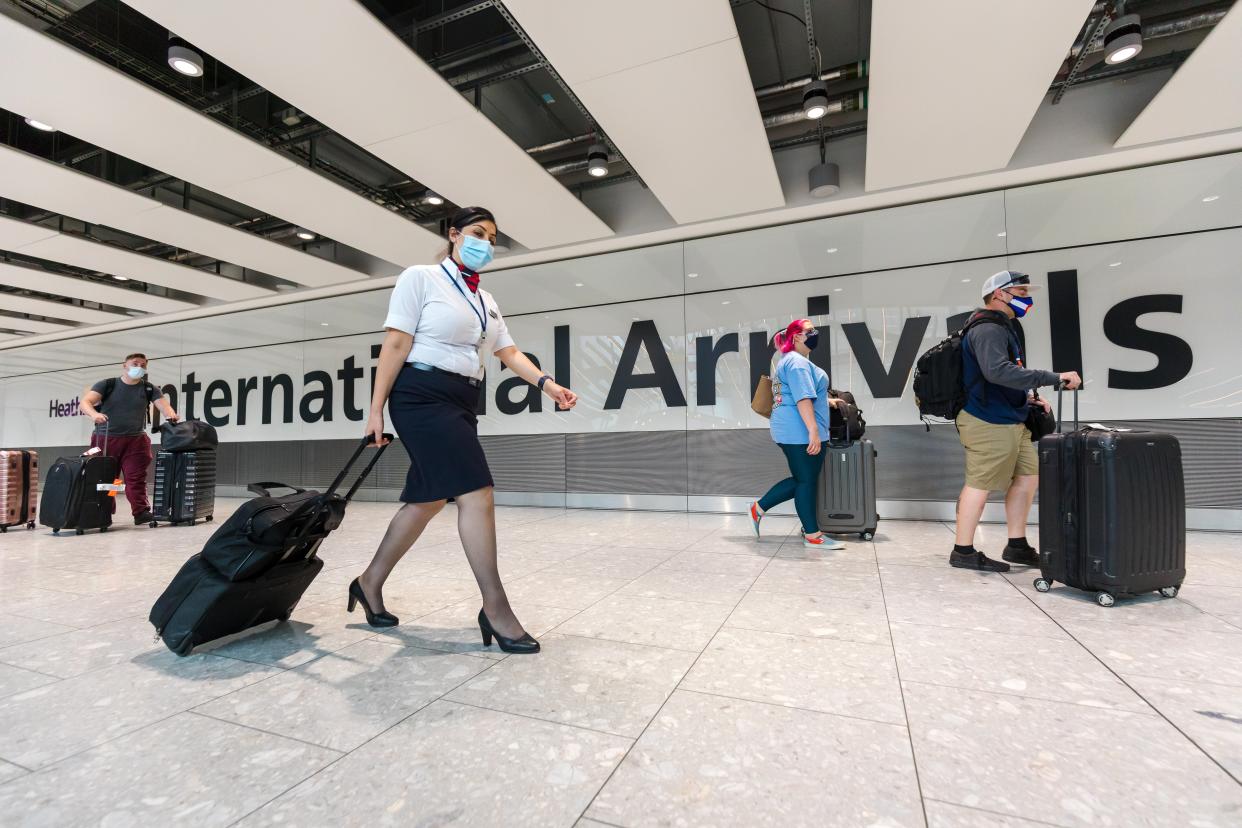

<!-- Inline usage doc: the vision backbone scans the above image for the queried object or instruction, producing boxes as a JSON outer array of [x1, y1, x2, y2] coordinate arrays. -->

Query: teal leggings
[[759, 443, 825, 535]]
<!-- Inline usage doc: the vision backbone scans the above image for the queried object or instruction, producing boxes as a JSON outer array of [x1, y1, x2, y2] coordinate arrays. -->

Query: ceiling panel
[[0, 145, 368, 288], [0, 317, 74, 334], [0, 261, 193, 314], [0, 14, 439, 267], [1116, 7, 1242, 147], [0, 215, 271, 302], [504, 0, 784, 224], [1, 293, 126, 325], [126, 0, 614, 251], [865, 0, 1094, 191]]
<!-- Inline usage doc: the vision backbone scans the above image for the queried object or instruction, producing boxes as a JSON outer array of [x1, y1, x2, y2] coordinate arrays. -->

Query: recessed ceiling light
[[961, 278, 971, 283], [826, 248, 838, 254], [833, 288, 843, 292], [1109, 262, 1122, 267], [1202, 195, 1220, 203], [167, 38, 204, 77], [295, 228, 316, 241], [112, 275, 130, 282], [23, 117, 55, 132], [423, 191, 444, 206], [997, 231, 1007, 237], [320, 322, 329, 326], [687, 272, 698, 278], [575, 282, 584, 287], [721, 300, 731, 305], [632, 316, 640, 321]]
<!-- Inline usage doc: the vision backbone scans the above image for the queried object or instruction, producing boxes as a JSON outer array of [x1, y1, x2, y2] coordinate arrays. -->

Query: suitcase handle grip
[[248, 482, 307, 497]]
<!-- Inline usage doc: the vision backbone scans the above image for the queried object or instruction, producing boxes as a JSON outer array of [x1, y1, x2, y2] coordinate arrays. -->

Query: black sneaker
[[1002, 544, 1040, 566], [134, 511, 155, 526], [949, 548, 1011, 572]]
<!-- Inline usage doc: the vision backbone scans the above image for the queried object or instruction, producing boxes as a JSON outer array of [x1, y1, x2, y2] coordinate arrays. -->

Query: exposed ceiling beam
[[0, 144, 372, 289], [865, 0, 1095, 191], [0, 214, 271, 302], [1116, 6, 1242, 147], [0, 316, 74, 334], [502, 0, 784, 224], [0, 14, 440, 268], [125, 0, 613, 251]]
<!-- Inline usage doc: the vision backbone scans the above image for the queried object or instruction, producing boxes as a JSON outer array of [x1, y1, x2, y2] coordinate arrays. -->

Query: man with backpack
[[949, 271, 1081, 572], [78, 353, 180, 525]]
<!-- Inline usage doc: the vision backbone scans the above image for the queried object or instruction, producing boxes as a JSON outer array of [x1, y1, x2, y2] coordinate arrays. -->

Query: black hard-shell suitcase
[[1034, 389, 1186, 607], [149, 434, 391, 655], [39, 453, 119, 535], [151, 450, 217, 527], [817, 438, 879, 540]]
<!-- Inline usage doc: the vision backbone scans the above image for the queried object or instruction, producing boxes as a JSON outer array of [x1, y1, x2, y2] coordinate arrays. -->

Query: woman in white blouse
[[352, 206, 577, 654]]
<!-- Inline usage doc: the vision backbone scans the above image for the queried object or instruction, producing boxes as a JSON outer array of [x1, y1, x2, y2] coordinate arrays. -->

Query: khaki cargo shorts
[[956, 409, 1038, 491]]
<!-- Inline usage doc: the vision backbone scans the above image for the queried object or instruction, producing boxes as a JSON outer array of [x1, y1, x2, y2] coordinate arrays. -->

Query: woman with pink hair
[[748, 318, 844, 549]]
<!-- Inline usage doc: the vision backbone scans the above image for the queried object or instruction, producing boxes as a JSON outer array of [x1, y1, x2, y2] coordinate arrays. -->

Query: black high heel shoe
[[478, 609, 540, 654], [348, 578, 399, 628]]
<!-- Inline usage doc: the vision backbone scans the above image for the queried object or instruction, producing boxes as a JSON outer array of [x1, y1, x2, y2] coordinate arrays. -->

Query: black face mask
[[803, 332, 820, 350]]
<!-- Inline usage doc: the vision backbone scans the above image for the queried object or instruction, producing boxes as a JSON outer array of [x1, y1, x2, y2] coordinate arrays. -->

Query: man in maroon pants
[[79, 353, 180, 525]]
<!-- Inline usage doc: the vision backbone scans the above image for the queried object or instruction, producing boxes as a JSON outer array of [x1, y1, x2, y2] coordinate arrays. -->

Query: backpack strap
[[99, 377, 117, 404]]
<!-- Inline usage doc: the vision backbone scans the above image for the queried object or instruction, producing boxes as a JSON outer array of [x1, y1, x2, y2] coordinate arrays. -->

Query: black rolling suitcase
[[39, 427, 121, 535], [1033, 389, 1185, 607], [151, 450, 216, 527], [150, 434, 391, 656]]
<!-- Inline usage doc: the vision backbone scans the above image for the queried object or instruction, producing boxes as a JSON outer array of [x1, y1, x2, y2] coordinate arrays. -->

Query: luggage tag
[[97, 479, 126, 496]]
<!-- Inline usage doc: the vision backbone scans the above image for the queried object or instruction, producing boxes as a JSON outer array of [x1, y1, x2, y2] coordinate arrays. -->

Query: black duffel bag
[[200, 434, 392, 581], [159, 419, 218, 452], [828, 388, 867, 445]]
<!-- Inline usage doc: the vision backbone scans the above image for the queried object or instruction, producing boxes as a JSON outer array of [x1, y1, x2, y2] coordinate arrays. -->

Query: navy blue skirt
[[390, 365, 493, 503]]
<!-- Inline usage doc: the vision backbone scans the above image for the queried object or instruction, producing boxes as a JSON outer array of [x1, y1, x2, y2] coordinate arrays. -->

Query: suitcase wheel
[[75, 528, 84, 536], [0, 526, 5, 534], [861, 531, 874, 541], [1159, 585, 1180, 599], [1033, 578, 1052, 593], [149, 521, 158, 529], [100, 526, 108, 533], [52, 529, 59, 536], [1096, 591, 1116, 608], [205, 515, 214, 522], [27, 521, 35, 530]]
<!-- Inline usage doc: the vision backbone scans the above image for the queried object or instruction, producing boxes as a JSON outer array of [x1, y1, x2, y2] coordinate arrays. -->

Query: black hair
[[439, 206, 497, 261]]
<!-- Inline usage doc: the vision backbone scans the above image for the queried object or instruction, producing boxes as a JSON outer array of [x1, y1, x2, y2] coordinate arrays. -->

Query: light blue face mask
[[127, 365, 146, 379], [458, 235, 494, 271]]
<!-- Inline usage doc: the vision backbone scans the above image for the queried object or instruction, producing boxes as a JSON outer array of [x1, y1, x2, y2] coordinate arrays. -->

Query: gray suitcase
[[817, 438, 879, 540]]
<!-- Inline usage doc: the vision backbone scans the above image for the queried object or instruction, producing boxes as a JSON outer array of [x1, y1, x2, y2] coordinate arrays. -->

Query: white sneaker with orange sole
[[803, 533, 846, 550]]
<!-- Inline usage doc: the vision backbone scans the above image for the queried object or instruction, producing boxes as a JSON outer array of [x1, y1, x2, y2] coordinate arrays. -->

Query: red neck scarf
[[455, 260, 481, 293]]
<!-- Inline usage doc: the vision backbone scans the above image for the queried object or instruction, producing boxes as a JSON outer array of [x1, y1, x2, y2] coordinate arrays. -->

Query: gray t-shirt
[[90, 378, 163, 437]]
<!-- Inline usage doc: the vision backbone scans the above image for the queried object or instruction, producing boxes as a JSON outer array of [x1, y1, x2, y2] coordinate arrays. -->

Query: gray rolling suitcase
[[817, 438, 879, 540]]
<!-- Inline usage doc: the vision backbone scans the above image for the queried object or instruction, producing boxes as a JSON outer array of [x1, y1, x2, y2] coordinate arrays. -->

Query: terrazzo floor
[[0, 501, 1240, 826]]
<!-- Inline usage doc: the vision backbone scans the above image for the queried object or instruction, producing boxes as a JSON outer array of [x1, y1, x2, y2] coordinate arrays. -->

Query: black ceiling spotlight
[[1103, 14, 1143, 65], [802, 81, 830, 120], [809, 162, 840, 198], [22, 116, 55, 132], [423, 190, 445, 206], [167, 35, 204, 77], [586, 143, 609, 178], [294, 228, 316, 241]]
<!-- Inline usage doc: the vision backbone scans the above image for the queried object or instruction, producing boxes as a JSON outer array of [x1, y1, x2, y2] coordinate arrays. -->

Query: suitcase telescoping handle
[[329, 433, 395, 502], [247, 482, 308, 497], [1055, 380, 1079, 433]]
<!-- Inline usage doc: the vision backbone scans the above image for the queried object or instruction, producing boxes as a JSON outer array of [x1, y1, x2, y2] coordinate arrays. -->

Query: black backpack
[[828, 389, 866, 444], [912, 311, 1007, 426]]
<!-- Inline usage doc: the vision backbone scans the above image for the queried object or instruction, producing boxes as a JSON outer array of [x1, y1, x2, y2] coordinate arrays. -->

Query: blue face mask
[[458, 235, 494, 271], [1007, 294, 1033, 318], [127, 365, 146, 379]]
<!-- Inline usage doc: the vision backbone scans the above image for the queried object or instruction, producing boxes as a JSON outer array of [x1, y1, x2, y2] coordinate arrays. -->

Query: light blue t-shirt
[[769, 352, 830, 444]]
